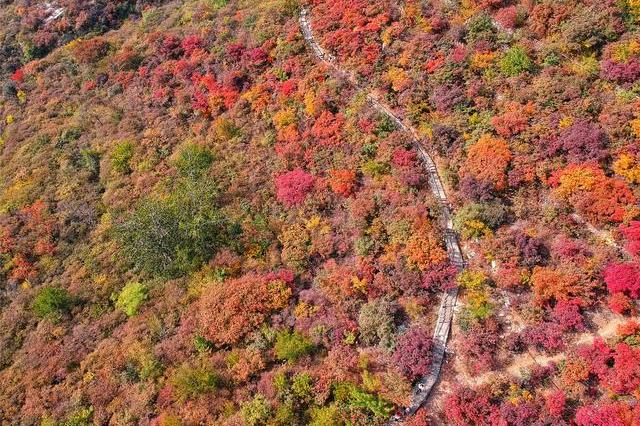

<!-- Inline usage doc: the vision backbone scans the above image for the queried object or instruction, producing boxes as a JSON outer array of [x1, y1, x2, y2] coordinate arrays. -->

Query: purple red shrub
[[275, 169, 315, 207], [392, 326, 434, 380]]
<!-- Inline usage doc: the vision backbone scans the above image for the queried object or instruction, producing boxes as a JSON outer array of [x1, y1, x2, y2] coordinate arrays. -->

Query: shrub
[[309, 405, 343, 426], [111, 140, 135, 174], [453, 202, 509, 239], [499, 46, 534, 76], [549, 120, 609, 163], [275, 169, 315, 206], [241, 394, 272, 426], [358, 298, 397, 349], [465, 13, 496, 44], [80, 149, 100, 180], [604, 262, 640, 299], [198, 271, 293, 346], [392, 326, 434, 380], [115, 281, 148, 316], [32, 287, 73, 319], [174, 144, 214, 179], [462, 135, 512, 191], [171, 363, 220, 401], [274, 330, 314, 362], [444, 386, 494, 425], [524, 322, 565, 352], [551, 300, 585, 331]]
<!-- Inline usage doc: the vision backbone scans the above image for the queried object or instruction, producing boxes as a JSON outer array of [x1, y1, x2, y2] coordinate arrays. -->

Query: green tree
[[111, 140, 135, 174], [274, 330, 315, 362], [114, 177, 229, 277], [499, 46, 534, 76], [114, 281, 148, 316], [357, 298, 396, 349], [32, 287, 73, 319], [174, 144, 214, 179], [171, 363, 219, 401]]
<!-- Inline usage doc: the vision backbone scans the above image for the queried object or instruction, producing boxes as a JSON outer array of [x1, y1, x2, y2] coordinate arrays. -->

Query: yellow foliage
[[6, 115, 14, 124], [458, 270, 487, 291], [304, 89, 316, 117], [611, 39, 640, 62], [630, 118, 640, 138], [381, 27, 393, 47], [242, 83, 270, 113], [351, 276, 368, 294], [613, 153, 640, 184], [570, 55, 599, 77], [17, 90, 26, 105], [305, 215, 331, 235], [507, 383, 534, 405], [0, 177, 36, 213], [461, 219, 492, 239], [470, 51, 496, 70], [294, 301, 318, 319], [305, 215, 322, 230], [558, 116, 574, 129], [267, 279, 292, 310], [630, 0, 640, 20], [386, 66, 411, 92], [273, 108, 296, 130], [552, 165, 599, 198]]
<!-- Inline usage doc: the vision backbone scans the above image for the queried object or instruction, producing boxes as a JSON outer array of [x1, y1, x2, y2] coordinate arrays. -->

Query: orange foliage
[[491, 102, 534, 138], [404, 230, 448, 271], [198, 271, 293, 346], [328, 169, 357, 197], [463, 134, 512, 191], [549, 163, 637, 224], [310, 111, 345, 145], [530, 266, 589, 306]]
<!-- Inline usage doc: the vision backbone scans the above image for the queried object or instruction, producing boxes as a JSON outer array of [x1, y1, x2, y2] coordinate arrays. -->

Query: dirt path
[[299, 8, 466, 420]]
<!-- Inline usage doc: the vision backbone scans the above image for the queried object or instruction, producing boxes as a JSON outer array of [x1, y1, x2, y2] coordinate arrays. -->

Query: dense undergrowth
[[0, 0, 639, 424]]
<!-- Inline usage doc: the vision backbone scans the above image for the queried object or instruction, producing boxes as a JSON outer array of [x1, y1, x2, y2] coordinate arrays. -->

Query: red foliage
[[604, 262, 640, 299], [551, 299, 585, 331], [545, 390, 566, 418], [575, 402, 639, 426], [607, 343, 640, 394], [404, 408, 430, 426], [524, 322, 565, 352], [458, 317, 501, 373], [608, 293, 636, 316], [548, 120, 609, 163], [492, 111, 528, 138], [422, 262, 458, 291], [181, 35, 205, 56], [495, 6, 518, 29], [10, 68, 24, 84], [310, 111, 345, 145], [549, 163, 636, 224], [621, 221, 640, 257], [392, 326, 434, 380], [444, 386, 495, 426], [275, 169, 315, 206], [328, 169, 357, 197]]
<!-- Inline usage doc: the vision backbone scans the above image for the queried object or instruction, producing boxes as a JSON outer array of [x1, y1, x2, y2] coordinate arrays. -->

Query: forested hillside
[[0, 0, 639, 424]]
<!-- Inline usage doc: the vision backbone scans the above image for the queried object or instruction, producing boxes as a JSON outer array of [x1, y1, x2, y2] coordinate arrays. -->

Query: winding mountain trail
[[299, 8, 466, 419]]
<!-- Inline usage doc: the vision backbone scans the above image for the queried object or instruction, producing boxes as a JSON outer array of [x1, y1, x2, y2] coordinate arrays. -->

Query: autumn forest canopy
[[0, 0, 640, 424]]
